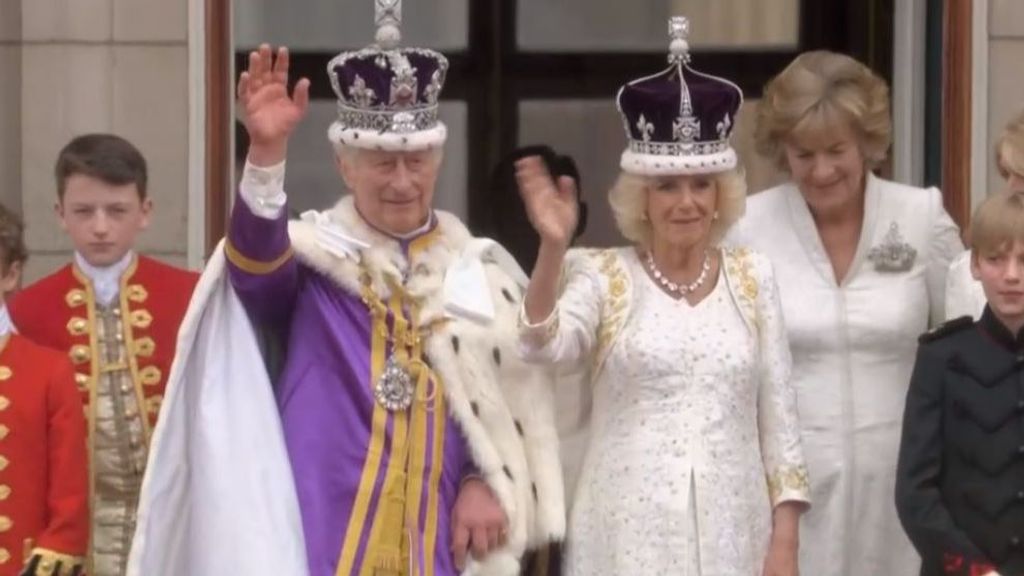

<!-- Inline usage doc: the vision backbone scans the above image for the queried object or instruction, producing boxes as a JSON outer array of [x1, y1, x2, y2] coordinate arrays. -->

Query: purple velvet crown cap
[[617, 16, 744, 176], [326, 0, 448, 151]]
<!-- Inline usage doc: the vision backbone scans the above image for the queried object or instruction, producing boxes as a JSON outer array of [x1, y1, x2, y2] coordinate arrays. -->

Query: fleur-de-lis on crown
[[636, 114, 654, 142], [717, 114, 732, 140], [423, 70, 442, 104], [349, 75, 377, 108]]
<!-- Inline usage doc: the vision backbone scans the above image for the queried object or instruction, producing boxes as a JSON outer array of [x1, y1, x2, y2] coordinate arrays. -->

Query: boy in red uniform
[[9, 134, 198, 576], [0, 203, 88, 575]]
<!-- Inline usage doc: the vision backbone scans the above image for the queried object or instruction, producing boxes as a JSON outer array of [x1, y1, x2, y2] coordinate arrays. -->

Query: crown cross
[[390, 65, 418, 107], [375, 0, 401, 29], [668, 16, 692, 64]]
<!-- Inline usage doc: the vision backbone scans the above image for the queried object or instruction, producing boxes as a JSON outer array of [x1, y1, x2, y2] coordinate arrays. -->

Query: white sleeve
[[517, 251, 603, 369], [239, 160, 288, 219], [944, 250, 987, 320], [924, 187, 965, 325], [753, 255, 811, 508]]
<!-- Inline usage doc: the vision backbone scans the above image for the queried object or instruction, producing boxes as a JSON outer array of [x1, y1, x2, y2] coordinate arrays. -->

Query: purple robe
[[226, 197, 472, 576]]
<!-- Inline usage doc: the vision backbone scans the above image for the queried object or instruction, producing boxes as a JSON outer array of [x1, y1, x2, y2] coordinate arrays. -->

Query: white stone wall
[[5, 0, 192, 283]]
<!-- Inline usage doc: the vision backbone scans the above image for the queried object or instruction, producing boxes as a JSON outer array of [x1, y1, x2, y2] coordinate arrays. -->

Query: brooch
[[867, 222, 917, 272]]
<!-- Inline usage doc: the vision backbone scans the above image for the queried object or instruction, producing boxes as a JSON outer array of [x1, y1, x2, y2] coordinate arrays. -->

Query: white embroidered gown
[[520, 248, 809, 576]]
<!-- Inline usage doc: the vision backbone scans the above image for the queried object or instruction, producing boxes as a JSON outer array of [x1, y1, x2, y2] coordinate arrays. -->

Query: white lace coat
[[518, 247, 810, 575]]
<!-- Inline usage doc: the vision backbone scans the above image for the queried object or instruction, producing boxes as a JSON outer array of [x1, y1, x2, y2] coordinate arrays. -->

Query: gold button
[[0, 517, 11, 532], [127, 284, 149, 303], [0, 486, 10, 500], [66, 317, 89, 336], [133, 337, 156, 357], [130, 309, 153, 329], [0, 547, 8, 563], [0, 367, 10, 381], [0, 426, 7, 441], [69, 345, 91, 365], [64, 289, 86, 308], [0, 457, 8, 472], [74, 372, 90, 391], [0, 397, 9, 411], [146, 395, 163, 415], [139, 366, 162, 386]]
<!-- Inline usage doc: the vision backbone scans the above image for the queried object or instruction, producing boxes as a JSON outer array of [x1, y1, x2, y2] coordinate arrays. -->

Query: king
[[128, 2, 564, 575]]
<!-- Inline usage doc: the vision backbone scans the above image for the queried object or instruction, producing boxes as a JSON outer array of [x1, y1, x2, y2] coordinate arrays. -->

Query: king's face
[[339, 147, 441, 236]]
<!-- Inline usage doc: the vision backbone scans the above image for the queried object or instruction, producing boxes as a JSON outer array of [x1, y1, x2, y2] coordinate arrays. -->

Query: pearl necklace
[[644, 250, 711, 295]]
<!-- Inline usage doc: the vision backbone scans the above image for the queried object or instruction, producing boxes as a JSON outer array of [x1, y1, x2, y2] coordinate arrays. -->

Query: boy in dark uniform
[[897, 189, 1024, 576]]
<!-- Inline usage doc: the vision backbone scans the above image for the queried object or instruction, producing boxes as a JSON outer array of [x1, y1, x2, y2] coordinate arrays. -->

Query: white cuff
[[517, 304, 559, 349], [240, 160, 288, 219]]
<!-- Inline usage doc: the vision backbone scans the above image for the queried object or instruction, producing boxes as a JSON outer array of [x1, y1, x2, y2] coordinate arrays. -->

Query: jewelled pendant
[[374, 356, 415, 411]]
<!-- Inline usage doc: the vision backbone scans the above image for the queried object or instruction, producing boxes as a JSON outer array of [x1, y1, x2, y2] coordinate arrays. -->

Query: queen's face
[[783, 120, 868, 216], [645, 174, 718, 251]]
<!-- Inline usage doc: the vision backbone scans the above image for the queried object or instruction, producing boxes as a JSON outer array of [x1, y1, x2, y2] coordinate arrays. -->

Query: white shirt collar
[[75, 251, 135, 306], [0, 305, 12, 338], [391, 213, 436, 241]]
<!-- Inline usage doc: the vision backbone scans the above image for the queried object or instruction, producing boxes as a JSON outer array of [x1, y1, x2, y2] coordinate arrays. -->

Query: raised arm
[[516, 156, 580, 325], [514, 156, 603, 367], [226, 45, 311, 327]]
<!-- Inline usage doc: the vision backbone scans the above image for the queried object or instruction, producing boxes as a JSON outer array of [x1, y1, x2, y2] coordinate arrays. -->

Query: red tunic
[[0, 333, 88, 576], [9, 255, 198, 436]]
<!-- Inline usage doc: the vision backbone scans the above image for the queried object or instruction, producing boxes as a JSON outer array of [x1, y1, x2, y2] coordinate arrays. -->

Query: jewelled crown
[[616, 17, 744, 176], [327, 0, 449, 151]]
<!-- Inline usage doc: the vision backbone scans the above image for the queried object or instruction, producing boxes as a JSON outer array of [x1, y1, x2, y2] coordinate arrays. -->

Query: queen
[[515, 17, 810, 576]]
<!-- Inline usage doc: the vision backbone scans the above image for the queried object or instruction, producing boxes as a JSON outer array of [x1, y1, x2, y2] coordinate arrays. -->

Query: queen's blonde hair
[[608, 168, 747, 248], [996, 109, 1024, 183], [755, 50, 892, 170]]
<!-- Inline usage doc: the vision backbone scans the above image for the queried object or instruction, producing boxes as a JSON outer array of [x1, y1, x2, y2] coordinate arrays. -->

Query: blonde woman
[[728, 51, 964, 575], [517, 18, 809, 576], [945, 109, 1024, 320]]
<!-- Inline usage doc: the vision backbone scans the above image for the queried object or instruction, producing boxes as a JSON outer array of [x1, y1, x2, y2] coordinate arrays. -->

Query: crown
[[327, 0, 449, 151], [616, 17, 744, 176]]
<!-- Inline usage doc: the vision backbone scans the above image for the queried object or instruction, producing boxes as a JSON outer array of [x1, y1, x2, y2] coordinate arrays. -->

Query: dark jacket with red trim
[[896, 309, 1024, 576]]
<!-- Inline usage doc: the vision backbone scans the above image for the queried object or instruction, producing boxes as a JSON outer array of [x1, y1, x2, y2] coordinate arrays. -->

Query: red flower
[[969, 562, 996, 576], [943, 552, 964, 572]]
